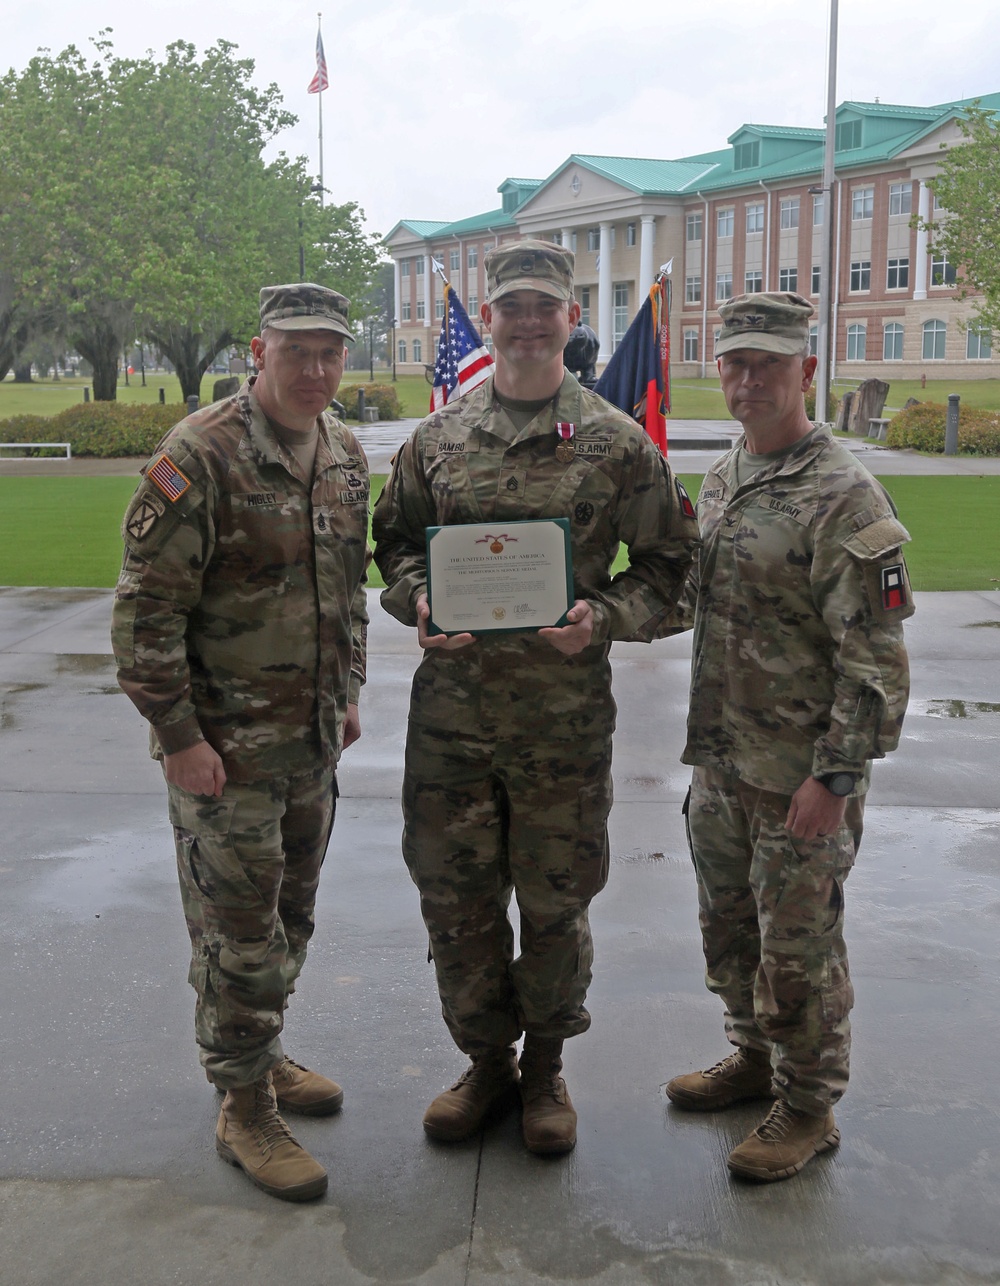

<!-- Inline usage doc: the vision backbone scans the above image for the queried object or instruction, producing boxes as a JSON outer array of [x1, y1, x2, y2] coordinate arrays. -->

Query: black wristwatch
[[816, 771, 858, 797]]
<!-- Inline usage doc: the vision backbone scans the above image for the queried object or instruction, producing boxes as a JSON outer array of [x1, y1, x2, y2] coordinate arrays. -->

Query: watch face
[[827, 772, 855, 797]]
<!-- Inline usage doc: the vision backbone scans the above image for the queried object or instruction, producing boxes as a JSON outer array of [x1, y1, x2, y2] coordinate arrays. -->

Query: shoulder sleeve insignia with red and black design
[[675, 477, 696, 519]]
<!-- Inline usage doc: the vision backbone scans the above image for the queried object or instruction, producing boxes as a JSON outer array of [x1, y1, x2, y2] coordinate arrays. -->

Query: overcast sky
[[6, 0, 998, 240]]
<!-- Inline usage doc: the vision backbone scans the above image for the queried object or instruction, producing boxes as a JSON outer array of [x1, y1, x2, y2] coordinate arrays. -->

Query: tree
[[0, 35, 385, 400], [924, 105, 1000, 335]]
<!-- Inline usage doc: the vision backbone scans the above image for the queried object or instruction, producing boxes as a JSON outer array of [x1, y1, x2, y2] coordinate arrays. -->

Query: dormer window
[[835, 119, 862, 151], [733, 140, 760, 171]]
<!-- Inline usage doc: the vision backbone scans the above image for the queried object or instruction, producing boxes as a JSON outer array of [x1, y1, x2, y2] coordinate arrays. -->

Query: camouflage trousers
[[166, 764, 337, 1089], [685, 766, 864, 1115], [402, 717, 613, 1056]]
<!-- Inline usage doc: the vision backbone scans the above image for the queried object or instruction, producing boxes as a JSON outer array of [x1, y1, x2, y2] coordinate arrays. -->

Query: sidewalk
[[1, 584, 999, 1285], [4, 417, 1000, 477]]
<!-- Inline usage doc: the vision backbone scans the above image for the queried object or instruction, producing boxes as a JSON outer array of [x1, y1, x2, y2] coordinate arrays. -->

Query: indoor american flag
[[308, 30, 329, 93], [430, 285, 494, 411]]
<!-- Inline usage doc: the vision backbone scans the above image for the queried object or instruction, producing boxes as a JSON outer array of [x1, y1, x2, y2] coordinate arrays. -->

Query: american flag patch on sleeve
[[148, 454, 191, 502]]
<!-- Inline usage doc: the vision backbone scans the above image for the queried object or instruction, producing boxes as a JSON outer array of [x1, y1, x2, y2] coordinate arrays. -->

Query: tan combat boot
[[271, 1056, 344, 1116], [518, 1037, 577, 1156], [216, 1078, 328, 1201], [665, 1047, 773, 1111], [422, 1047, 519, 1141], [727, 1100, 840, 1182]]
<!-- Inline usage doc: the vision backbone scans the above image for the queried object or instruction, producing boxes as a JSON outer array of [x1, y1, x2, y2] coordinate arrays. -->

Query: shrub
[[805, 388, 840, 423], [886, 402, 1000, 455], [0, 402, 184, 458], [342, 383, 401, 421]]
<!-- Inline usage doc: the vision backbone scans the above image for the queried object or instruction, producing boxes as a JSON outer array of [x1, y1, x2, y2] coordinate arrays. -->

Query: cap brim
[[715, 332, 807, 357], [486, 278, 573, 304], [266, 315, 354, 342]]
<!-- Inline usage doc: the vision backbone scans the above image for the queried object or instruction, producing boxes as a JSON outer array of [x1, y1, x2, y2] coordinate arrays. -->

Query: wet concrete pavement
[[1, 580, 999, 1285]]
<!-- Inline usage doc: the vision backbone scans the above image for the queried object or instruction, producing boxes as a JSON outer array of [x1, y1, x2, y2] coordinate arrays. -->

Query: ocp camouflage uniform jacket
[[111, 377, 369, 783], [372, 371, 700, 659], [678, 425, 913, 795]]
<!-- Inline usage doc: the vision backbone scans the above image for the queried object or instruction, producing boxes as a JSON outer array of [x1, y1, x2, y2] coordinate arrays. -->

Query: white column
[[598, 221, 613, 362], [639, 215, 655, 291], [561, 225, 574, 253], [423, 252, 433, 329], [913, 180, 931, 301], [394, 259, 401, 329]]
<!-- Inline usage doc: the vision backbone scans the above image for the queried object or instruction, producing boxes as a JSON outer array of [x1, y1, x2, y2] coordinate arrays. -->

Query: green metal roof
[[439, 208, 516, 236], [564, 154, 720, 194]]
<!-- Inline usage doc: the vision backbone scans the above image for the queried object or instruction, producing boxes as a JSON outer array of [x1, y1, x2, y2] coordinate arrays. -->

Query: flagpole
[[317, 12, 324, 207]]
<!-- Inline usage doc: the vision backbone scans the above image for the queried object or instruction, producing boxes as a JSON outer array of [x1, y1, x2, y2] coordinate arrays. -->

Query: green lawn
[[1, 473, 995, 593], [8, 372, 999, 424]]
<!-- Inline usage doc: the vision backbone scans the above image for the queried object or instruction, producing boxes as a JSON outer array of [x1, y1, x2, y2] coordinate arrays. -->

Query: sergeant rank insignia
[[555, 421, 576, 462], [147, 454, 191, 502]]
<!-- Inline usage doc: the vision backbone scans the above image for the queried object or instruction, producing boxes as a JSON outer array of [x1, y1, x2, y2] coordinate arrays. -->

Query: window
[[933, 191, 945, 211], [626, 222, 636, 247], [684, 329, 699, 362], [888, 183, 912, 216], [685, 274, 701, 304], [416, 257, 425, 276], [836, 119, 862, 151], [449, 249, 460, 272], [610, 226, 617, 251], [846, 323, 867, 361], [809, 324, 818, 357], [400, 259, 410, 278], [579, 286, 591, 326], [686, 211, 703, 241], [716, 272, 733, 301], [850, 260, 871, 292], [883, 323, 904, 361], [401, 301, 411, 322], [852, 187, 874, 221], [552, 231, 562, 246], [745, 269, 763, 293], [778, 267, 798, 292], [734, 140, 760, 170], [416, 299, 425, 321], [483, 334, 493, 354], [967, 326, 992, 360], [717, 208, 734, 238], [746, 203, 764, 235], [435, 297, 444, 320], [571, 232, 578, 252], [613, 283, 629, 349], [813, 194, 825, 226], [467, 246, 478, 269], [467, 293, 478, 314], [811, 265, 821, 294], [931, 253, 957, 286], [412, 339, 422, 364], [886, 257, 909, 290], [780, 197, 800, 230], [922, 319, 946, 360], [588, 228, 600, 252], [397, 340, 407, 363]]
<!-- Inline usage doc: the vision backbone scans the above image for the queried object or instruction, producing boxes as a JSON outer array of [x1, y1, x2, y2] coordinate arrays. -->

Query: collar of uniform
[[722, 423, 831, 494]]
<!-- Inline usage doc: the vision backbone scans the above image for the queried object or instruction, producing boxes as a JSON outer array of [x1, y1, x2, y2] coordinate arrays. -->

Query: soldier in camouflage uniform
[[372, 240, 698, 1155], [662, 292, 914, 1182], [111, 283, 369, 1202]]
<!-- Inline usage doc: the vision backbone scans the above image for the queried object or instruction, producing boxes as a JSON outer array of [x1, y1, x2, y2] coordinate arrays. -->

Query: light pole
[[391, 317, 397, 382], [813, 0, 839, 423]]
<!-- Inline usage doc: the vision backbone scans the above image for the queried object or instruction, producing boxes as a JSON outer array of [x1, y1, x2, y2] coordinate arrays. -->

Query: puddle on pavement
[[911, 699, 1000, 719], [1, 682, 47, 729], [965, 620, 1000, 629], [56, 654, 116, 676], [24, 827, 173, 919]]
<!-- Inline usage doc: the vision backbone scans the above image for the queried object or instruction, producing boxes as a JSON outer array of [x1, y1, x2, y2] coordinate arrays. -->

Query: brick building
[[385, 92, 998, 381]]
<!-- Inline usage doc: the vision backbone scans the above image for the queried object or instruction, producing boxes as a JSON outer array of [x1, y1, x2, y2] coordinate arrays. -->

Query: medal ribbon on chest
[[555, 421, 576, 463]]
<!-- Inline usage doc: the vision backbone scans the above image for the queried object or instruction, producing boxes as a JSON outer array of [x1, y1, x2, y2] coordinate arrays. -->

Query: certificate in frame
[[425, 518, 574, 635]]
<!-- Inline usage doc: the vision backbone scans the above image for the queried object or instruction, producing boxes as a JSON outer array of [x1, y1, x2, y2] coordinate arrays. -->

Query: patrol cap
[[259, 282, 353, 341], [484, 239, 575, 304], [715, 291, 814, 357]]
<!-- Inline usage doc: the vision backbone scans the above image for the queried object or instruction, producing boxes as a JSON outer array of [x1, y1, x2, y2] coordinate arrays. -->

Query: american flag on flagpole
[[430, 285, 494, 411], [307, 29, 329, 93]]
